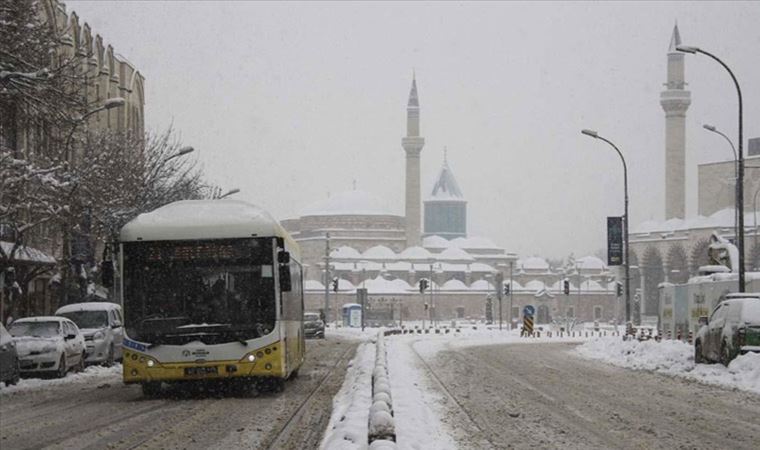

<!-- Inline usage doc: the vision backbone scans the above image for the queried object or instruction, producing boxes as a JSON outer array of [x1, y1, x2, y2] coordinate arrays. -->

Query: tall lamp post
[[677, 45, 745, 292], [217, 188, 240, 199], [703, 124, 738, 241], [64, 97, 125, 163], [581, 129, 632, 324]]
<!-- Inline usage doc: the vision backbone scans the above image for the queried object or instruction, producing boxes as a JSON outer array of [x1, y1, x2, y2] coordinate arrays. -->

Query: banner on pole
[[607, 216, 623, 266]]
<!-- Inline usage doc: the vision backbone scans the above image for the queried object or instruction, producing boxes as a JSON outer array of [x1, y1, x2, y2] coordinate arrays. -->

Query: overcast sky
[[67, 1, 759, 259]]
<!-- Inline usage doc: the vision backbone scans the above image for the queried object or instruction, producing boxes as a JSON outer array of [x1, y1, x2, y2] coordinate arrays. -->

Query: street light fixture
[[218, 188, 240, 199], [64, 97, 126, 162], [702, 124, 738, 241], [581, 129, 632, 325], [163, 146, 194, 163], [677, 44, 745, 292]]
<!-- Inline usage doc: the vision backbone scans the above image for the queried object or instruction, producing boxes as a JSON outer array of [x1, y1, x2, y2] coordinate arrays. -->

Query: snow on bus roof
[[120, 199, 291, 244], [55, 302, 120, 314]]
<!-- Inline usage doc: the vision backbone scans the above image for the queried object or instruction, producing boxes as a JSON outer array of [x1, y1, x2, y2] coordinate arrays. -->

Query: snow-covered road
[[0, 338, 356, 450], [407, 339, 760, 449]]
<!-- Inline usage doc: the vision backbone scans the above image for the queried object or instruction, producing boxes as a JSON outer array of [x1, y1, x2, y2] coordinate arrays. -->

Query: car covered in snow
[[694, 294, 760, 366], [56, 302, 123, 366], [304, 312, 325, 339], [9, 316, 86, 378], [0, 323, 20, 386]]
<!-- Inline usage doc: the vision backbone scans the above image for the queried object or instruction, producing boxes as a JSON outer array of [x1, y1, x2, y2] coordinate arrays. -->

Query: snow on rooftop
[[422, 235, 453, 249], [398, 246, 433, 261], [300, 190, 398, 217], [55, 302, 120, 314], [120, 199, 285, 243], [0, 241, 56, 265], [441, 278, 469, 291], [469, 262, 496, 272], [330, 246, 362, 260], [633, 208, 760, 234], [450, 236, 498, 250], [519, 256, 550, 271], [362, 245, 397, 260], [469, 279, 494, 291], [363, 276, 411, 294], [577, 255, 607, 271], [304, 279, 325, 291], [523, 279, 547, 291], [437, 247, 475, 262]]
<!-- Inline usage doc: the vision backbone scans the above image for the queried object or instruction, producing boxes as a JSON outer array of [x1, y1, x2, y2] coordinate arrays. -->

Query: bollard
[[667, 330, 671, 340], [676, 328, 682, 341], [687, 331, 693, 345]]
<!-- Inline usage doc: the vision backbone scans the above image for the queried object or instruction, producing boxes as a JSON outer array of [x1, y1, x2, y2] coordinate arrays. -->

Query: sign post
[[522, 305, 535, 337], [495, 271, 504, 330], [357, 288, 367, 331]]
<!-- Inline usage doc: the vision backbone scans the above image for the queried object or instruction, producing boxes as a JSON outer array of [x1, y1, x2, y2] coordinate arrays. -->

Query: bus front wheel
[[142, 381, 162, 398]]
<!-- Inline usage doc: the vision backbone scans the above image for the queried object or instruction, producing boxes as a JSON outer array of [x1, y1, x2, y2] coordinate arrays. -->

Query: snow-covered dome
[[304, 279, 325, 291], [468, 262, 495, 273], [300, 190, 397, 217], [580, 280, 604, 291], [398, 246, 433, 261], [707, 208, 737, 228], [519, 257, 549, 271], [469, 279, 494, 291], [437, 247, 476, 262], [330, 246, 362, 260], [441, 279, 469, 291], [633, 219, 660, 234], [422, 235, 453, 250], [523, 279, 546, 291], [451, 236, 498, 250], [363, 276, 411, 294], [361, 245, 397, 260], [576, 256, 607, 271], [336, 278, 355, 292]]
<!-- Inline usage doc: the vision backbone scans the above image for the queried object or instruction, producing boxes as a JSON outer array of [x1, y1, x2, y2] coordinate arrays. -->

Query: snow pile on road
[[575, 338, 760, 395], [0, 364, 121, 395], [321, 342, 375, 450]]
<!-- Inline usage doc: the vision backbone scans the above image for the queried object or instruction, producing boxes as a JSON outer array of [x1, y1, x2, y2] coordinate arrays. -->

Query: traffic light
[[418, 278, 429, 293], [616, 281, 623, 297], [563, 279, 570, 295], [504, 282, 511, 296], [332, 277, 339, 292]]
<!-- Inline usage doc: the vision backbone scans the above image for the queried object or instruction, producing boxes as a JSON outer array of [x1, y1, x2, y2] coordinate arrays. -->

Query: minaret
[[660, 23, 691, 219], [402, 74, 425, 247]]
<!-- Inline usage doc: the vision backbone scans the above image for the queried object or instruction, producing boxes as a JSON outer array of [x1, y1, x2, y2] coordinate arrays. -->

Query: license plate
[[184, 366, 218, 376]]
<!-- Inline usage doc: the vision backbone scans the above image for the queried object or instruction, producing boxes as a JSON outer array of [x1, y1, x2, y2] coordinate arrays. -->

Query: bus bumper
[[122, 341, 283, 384]]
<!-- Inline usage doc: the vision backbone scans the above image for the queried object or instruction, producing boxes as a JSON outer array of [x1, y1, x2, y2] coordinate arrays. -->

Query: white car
[[9, 316, 86, 378], [56, 302, 124, 366]]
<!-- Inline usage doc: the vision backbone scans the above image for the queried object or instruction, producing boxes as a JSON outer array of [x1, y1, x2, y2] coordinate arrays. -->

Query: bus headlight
[[239, 353, 256, 363], [247, 354, 255, 362], [147, 359, 155, 367]]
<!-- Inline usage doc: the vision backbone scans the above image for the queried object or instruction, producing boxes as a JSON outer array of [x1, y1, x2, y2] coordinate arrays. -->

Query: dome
[[580, 280, 604, 291], [363, 276, 410, 294], [330, 246, 361, 260], [451, 236, 498, 249], [524, 279, 546, 291], [469, 279, 494, 291], [438, 247, 475, 262], [633, 220, 660, 234], [336, 278, 355, 292], [576, 256, 607, 271], [300, 190, 397, 217], [441, 279, 469, 291], [362, 245, 397, 260], [304, 279, 325, 291], [519, 256, 549, 271], [469, 263, 495, 272], [398, 246, 433, 261], [422, 235, 453, 250]]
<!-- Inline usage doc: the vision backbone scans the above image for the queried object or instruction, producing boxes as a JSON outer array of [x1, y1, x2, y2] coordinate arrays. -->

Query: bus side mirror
[[280, 265, 292, 292], [278, 251, 290, 264]]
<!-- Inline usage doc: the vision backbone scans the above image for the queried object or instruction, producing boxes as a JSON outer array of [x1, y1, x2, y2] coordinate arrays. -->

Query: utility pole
[[323, 232, 330, 326], [509, 260, 514, 330], [429, 264, 434, 328], [495, 271, 504, 330]]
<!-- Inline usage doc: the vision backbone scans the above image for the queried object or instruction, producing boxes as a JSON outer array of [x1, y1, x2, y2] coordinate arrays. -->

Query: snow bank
[[321, 342, 375, 450], [0, 364, 121, 395], [574, 338, 760, 395]]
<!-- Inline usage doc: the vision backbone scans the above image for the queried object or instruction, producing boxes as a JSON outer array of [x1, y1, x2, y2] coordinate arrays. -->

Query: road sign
[[607, 216, 623, 266], [523, 305, 535, 317], [522, 315, 534, 337]]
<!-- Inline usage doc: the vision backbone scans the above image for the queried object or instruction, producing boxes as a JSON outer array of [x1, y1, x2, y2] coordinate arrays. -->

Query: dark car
[[304, 312, 325, 339], [0, 323, 21, 386], [695, 294, 760, 366]]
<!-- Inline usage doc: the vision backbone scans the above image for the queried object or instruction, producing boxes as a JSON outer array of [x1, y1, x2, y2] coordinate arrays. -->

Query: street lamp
[[677, 44, 745, 292], [581, 129, 632, 325], [217, 188, 240, 199], [703, 124, 738, 241], [164, 146, 194, 163], [64, 97, 126, 161]]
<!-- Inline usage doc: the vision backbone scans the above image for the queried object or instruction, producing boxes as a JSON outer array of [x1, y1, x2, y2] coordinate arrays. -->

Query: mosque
[[282, 78, 617, 324]]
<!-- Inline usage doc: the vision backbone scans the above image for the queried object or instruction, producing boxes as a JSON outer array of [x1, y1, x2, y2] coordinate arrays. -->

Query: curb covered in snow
[[369, 332, 396, 448]]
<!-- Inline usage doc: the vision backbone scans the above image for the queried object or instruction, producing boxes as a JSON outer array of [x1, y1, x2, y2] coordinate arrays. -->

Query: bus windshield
[[123, 238, 276, 345]]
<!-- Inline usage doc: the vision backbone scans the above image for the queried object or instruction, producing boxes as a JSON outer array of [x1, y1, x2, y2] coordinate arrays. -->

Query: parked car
[[56, 302, 124, 366], [0, 323, 20, 386], [695, 294, 760, 366], [9, 317, 86, 378], [304, 312, 325, 339]]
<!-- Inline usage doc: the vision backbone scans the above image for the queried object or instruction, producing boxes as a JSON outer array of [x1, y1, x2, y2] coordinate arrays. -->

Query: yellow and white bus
[[117, 199, 305, 396]]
